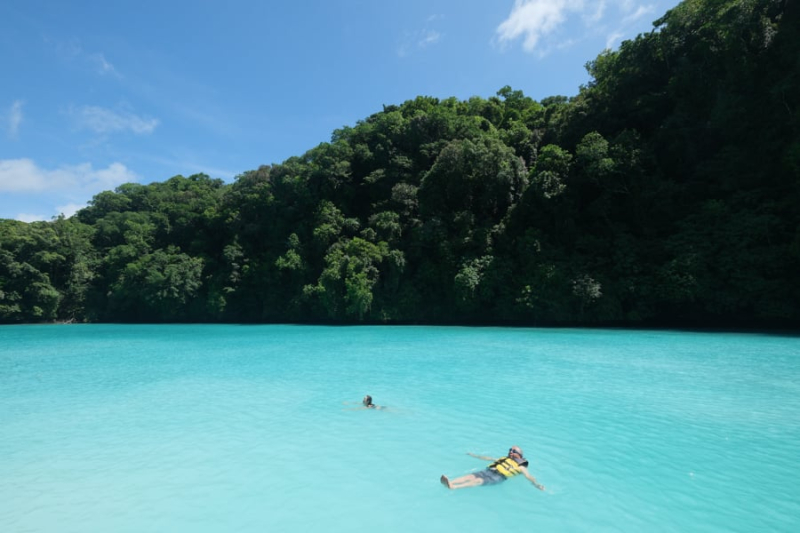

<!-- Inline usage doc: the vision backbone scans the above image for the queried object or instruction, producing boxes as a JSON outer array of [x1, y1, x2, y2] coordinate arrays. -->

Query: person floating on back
[[440, 446, 545, 491]]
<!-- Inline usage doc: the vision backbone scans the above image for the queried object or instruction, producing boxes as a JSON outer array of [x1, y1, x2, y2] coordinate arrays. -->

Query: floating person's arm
[[466, 452, 496, 461], [519, 466, 545, 491]]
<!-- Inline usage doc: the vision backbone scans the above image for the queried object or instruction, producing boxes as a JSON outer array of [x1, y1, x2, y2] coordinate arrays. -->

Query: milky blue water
[[1, 325, 799, 532]]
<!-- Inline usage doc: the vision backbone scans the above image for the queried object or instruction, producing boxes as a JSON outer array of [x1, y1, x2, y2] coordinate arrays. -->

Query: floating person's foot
[[440, 475, 451, 489]]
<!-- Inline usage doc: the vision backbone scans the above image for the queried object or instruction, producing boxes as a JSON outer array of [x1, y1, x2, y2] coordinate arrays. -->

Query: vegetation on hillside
[[2, 0, 798, 327]]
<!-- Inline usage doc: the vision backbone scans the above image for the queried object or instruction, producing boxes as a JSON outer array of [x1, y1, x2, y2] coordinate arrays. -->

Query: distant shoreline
[[6, 319, 799, 336]]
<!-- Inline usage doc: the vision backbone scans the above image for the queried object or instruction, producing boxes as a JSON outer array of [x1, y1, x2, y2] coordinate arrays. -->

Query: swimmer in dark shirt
[[361, 394, 385, 410]]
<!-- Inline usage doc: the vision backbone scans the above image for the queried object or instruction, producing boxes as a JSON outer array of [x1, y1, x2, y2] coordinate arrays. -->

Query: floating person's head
[[508, 446, 524, 458], [363, 395, 373, 406]]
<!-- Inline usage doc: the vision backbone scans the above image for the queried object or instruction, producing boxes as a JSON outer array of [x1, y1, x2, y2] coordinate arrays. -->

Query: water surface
[[1, 325, 799, 532]]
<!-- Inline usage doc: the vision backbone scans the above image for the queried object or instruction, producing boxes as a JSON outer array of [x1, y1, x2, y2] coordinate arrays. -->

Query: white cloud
[[496, 1, 658, 54], [6, 100, 23, 139], [55, 203, 87, 218], [0, 159, 46, 191], [70, 105, 159, 135], [0, 158, 139, 193], [1, 159, 140, 220], [496, 0, 584, 53], [16, 213, 50, 223]]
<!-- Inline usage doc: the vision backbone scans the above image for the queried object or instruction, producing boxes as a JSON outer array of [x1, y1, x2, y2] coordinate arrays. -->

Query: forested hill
[[2, 0, 798, 327]]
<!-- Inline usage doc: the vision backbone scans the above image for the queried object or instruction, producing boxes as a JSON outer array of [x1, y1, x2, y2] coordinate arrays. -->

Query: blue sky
[[1, 0, 680, 222]]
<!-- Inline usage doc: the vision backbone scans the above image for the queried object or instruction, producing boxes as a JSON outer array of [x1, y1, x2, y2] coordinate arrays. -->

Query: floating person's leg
[[440, 473, 485, 490]]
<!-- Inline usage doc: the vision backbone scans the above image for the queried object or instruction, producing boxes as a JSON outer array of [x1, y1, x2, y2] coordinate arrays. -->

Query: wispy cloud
[[89, 53, 121, 78], [622, 4, 655, 25], [49, 37, 122, 78], [51, 37, 83, 61], [0, 158, 139, 193], [418, 30, 442, 49], [6, 100, 24, 139], [69, 105, 159, 135], [606, 31, 624, 49], [585, 1, 607, 23], [496, 1, 657, 55], [398, 15, 444, 57]]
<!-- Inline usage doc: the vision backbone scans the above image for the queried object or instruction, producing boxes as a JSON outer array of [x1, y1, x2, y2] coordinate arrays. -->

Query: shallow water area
[[1, 324, 799, 532]]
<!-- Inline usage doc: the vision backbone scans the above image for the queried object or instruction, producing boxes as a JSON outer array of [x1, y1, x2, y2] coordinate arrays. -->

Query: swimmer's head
[[509, 446, 524, 458], [363, 395, 373, 406]]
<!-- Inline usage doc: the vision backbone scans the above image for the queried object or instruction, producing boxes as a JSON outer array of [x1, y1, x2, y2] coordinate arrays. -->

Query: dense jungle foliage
[[2, 0, 799, 327]]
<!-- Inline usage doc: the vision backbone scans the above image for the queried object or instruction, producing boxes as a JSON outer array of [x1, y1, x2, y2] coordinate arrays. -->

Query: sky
[[0, 0, 681, 222]]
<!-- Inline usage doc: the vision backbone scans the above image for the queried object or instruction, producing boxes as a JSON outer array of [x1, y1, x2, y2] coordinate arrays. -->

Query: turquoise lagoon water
[[1, 325, 799, 532]]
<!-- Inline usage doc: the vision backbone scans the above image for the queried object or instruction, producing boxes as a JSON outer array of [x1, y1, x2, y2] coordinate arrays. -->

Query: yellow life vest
[[489, 456, 524, 478]]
